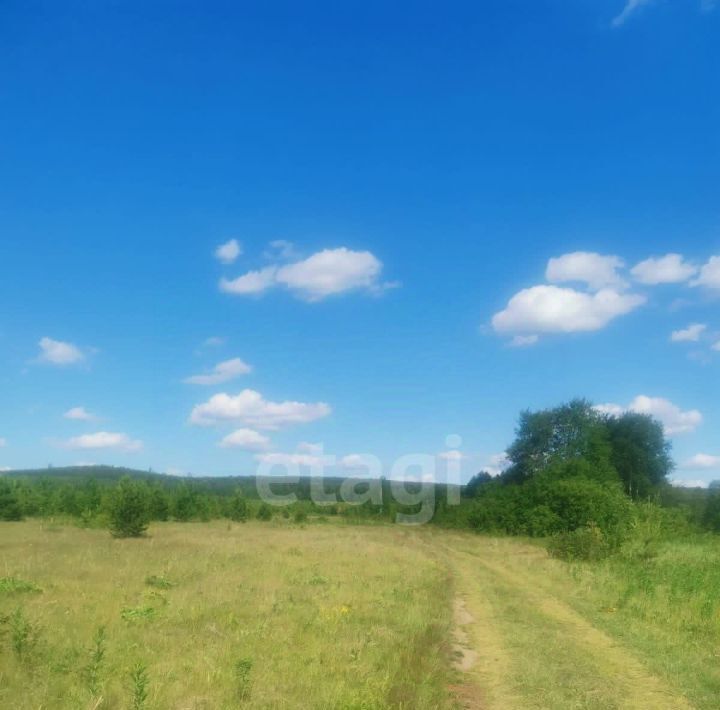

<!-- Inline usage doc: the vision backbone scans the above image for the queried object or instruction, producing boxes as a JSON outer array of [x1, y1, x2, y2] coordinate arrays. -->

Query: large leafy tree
[[604, 412, 672, 498], [503, 399, 617, 484]]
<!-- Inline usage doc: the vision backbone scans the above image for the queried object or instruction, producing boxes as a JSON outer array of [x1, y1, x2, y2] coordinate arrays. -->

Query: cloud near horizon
[[63, 431, 143, 452], [595, 395, 702, 436]]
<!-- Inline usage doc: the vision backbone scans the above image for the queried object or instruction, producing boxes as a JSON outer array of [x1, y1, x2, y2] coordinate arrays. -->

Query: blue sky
[[1, 1, 718, 484]]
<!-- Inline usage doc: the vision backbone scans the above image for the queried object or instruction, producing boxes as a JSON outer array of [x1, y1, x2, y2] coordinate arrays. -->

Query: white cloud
[[220, 266, 278, 295], [492, 285, 645, 336], [215, 239, 242, 264], [184, 357, 252, 385], [595, 395, 702, 436], [546, 252, 626, 291], [691, 256, 720, 289], [683, 453, 720, 470], [37, 337, 85, 366], [202, 336, 225, 348], [671, 478, 709, 489], [220, 247, 393, 301], [339, 453, 368, 468], [63, 406, 96, 421], [64, 431, 143, 452], [510, 334, 539, 348], [671, 323, 707, 343], [254, 452, 324, 467], [485, 453, 510, 477], [612, 0, 654, 27], [631, 254, 697, 285], [219, 428, 271, 451], [0, 437, 6, 447], [189, 389, 331, 429]]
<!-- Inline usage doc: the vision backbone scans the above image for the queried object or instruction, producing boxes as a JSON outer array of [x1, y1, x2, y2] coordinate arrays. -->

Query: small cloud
[[202, 336, 225, 348], [670, 323, 707, 343], [297, 442, 323, 455], [510, 334, 539, 348], [485, 453, 510, 477], [492, 285, 645, 337], [631, 254, 697, 285], [64, 431, 143, 452], [219, 428, 271, 451], [220, 247, 394, 301], [214, 239, 242, 265], [63, 406, 96, 421], [37, 337, 85, 366], [612, 0, 654, 27], [671, 478, 709, 489], [189, 389, 331, 429], [546, 252, 626, 291], [220, 266, 278, 295], [691, 256, 720, 289], [184, 357, 252, 385], [683, 453, 720, 470], [0, 437, 6, 447], [712, 341, 720, 352]]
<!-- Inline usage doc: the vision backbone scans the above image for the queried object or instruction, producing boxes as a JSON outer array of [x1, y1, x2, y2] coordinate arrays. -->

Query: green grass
[[0, 520, 453, 709]]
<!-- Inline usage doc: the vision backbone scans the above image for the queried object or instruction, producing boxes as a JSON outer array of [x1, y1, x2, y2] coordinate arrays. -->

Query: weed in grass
[[130, 662, 149, 710], [0, 577, 42, 594], [235, 657, 253, 700], [10, 607, 39, 658], [84, 626, 107, 697], [120, 605, 156, 622], [145, 574, 173, 590]]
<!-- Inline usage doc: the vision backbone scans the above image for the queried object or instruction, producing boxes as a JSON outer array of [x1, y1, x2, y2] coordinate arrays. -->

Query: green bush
[[228, 490, 248, 522], [108, 477, 150, 538], [547, 523, 611, 561], [256, 503, 273, 521], [0, 480, 23, 521]]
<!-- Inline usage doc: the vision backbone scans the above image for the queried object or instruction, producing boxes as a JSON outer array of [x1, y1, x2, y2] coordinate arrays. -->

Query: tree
[[604, 412, 672, 498], [256, 502, 273, 521], [504, 399, 617, 484], [108, 477, 150, 538], [0, 480, 23, 521], [464, 472, 493, 498], [228, 489, 248, 522]]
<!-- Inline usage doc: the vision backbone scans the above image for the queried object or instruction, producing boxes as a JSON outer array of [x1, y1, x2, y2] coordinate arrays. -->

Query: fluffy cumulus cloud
[[64, 431, 143, 452], [670, 323, 707, 343], [546, 252, 626, 291], [37, 337, 85, 365], [492, 285, 645, 336], [189, 389, 331, 429], [63, 406, 96, 421], [218, 428, 270, 451], [184, 357, 252, 385], [220, 247, 394, 301], [485, 453, 510, 477], [631, 254, 697, 285], [683, 453, 720, 470], [214, 239, 242, 264], [692, 256, 720, 289], [595, 395, 702, 436]]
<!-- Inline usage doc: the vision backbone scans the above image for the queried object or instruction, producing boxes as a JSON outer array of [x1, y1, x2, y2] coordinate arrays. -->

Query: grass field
[[2, 520, 719, 709]]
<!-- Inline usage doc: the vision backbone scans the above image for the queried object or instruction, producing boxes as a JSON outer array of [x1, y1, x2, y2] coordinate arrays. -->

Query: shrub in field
[[0, 577, 42, 594], [0, 480, 23, 521], [130, 662, 149, 710], [235, 657, 253, 700], [548, 523, 611, 561], [256, 502, 273, 521], [84, 626, 107, 698], [10, 607, 40, 658], [294, 509, 307, 523], [228, 489, 249, 522], [108, 477, 150, 538]]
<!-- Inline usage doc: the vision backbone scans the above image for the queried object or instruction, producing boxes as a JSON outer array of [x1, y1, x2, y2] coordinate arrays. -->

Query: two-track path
[[421, 531, 694, 710]]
